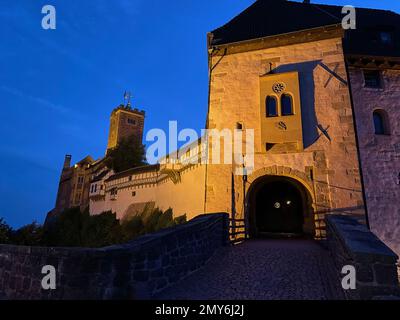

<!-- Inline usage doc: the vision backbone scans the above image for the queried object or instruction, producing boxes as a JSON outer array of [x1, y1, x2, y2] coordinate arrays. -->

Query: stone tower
[[106, 105, 145, 152]]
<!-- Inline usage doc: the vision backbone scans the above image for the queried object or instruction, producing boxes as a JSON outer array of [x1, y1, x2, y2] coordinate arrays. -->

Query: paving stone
[[155, 239, 346, 300]]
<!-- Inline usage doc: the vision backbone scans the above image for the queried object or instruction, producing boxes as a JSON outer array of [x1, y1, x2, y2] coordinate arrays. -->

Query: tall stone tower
[[106, 104, 145, 152]]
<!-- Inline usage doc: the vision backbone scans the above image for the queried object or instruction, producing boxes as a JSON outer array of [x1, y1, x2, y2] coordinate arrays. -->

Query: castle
[[51, 0, 400, 256], [49, 104, 145, 217]]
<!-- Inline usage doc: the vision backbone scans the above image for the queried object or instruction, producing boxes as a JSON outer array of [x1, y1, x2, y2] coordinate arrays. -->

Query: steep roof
[[76, 155, 94, 166], [91, 169, 111, 183], [210, 0, 400, 57]]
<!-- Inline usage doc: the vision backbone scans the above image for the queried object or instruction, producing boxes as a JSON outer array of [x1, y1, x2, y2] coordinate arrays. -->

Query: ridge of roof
[[105, 164, 160, 182]]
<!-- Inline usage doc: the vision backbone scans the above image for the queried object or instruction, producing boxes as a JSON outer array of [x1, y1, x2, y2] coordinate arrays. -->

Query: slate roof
[[76, 155, 94, 166], [210, 0, 400, 57]]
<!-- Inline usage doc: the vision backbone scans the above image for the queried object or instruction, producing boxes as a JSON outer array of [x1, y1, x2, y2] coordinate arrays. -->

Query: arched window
[[266, 96, 278, 117], [281, 94, 293, 116], [373, 110, 389, 135]]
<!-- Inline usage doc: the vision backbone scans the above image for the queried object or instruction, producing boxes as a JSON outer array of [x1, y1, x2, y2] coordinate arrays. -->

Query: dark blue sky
[[0, 0, 399, 227]]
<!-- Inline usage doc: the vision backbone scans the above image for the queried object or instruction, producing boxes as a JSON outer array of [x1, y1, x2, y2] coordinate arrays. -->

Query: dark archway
[[247, 175, 314, 238]]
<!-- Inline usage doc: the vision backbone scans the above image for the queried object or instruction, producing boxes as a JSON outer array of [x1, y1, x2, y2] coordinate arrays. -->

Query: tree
[[42, 207, 87, 247], [105, 134, 146, 173], [11, 222, 43, 246], [155, 208, 175, 231], [0, 218, 12, 244]]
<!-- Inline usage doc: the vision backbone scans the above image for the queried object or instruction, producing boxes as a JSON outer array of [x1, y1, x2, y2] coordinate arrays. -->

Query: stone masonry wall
[[0, 213, 229, 300], [349, 68, 400, 257], [206, 37, 365, 234], [326, 214, 399, 300]]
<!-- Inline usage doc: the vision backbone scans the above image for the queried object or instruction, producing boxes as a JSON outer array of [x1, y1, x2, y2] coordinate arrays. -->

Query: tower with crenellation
[[106, 98, 145, 153], [46, 93, 146, 224]]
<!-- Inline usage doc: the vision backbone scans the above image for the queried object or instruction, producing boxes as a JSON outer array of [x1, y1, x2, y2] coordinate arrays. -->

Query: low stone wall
[[0, 213, 229, 300], [326, 214, 400, 300]]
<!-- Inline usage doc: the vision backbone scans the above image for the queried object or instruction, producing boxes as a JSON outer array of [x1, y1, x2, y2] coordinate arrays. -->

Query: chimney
[[63, 155, 72, 168]]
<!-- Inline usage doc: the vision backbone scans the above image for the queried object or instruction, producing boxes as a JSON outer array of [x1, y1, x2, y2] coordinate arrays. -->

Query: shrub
[[120, 215, 144, 242], [119, 206, 186, 242], [1, 205, 188, 248], [155, 208, 175, 231], [174, 214, 187, 225], [43, 208, 124, 248]]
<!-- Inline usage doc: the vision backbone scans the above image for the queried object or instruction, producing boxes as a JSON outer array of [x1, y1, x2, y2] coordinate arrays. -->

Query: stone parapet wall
[[326, 214, 400, 300], [0, 213, 229, 300]]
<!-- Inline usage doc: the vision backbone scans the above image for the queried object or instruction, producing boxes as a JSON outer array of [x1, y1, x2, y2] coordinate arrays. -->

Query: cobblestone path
[[156, 239, 346, 300]]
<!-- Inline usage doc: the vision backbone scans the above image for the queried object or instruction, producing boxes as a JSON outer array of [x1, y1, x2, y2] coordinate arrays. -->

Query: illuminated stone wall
[[206, 37, 366, 237], [90, 163, 206, 221]]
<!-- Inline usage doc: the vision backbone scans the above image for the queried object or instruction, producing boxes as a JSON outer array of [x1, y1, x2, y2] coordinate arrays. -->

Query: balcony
[[89, 188, 105, 200]]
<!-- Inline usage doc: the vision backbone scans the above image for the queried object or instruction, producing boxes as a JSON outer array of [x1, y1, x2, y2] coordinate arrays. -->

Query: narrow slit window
[[281, 94, 293, 115], [127, 118, 136, 125], [373, 110, 389, 135], [266, 96, 278, 117]]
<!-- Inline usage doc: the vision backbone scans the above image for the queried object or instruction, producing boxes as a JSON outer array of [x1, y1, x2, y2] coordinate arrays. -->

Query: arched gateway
[[247, 174, 315, 238]]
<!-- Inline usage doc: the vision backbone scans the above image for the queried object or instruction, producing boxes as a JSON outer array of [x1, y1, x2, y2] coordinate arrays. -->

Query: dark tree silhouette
[[0, 218, 12, 244], [105, 134, 146, 173]]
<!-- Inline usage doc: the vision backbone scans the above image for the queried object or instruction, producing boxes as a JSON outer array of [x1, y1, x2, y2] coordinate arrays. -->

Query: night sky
[[0, 0, 399, 227]]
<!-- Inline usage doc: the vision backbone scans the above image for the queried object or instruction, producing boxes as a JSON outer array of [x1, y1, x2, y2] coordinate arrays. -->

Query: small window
[[373, 110, 389, 135], [127, 118, 136, 125], [281, 94, 293, 116], [363, 70, 381, 88], [236, 122, 243, 130], [266, 96, 278, 117], [132, 191, 136, 197]]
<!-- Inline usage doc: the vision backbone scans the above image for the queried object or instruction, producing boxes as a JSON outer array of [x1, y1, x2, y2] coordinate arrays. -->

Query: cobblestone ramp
[[156, 239, 346, 300]]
